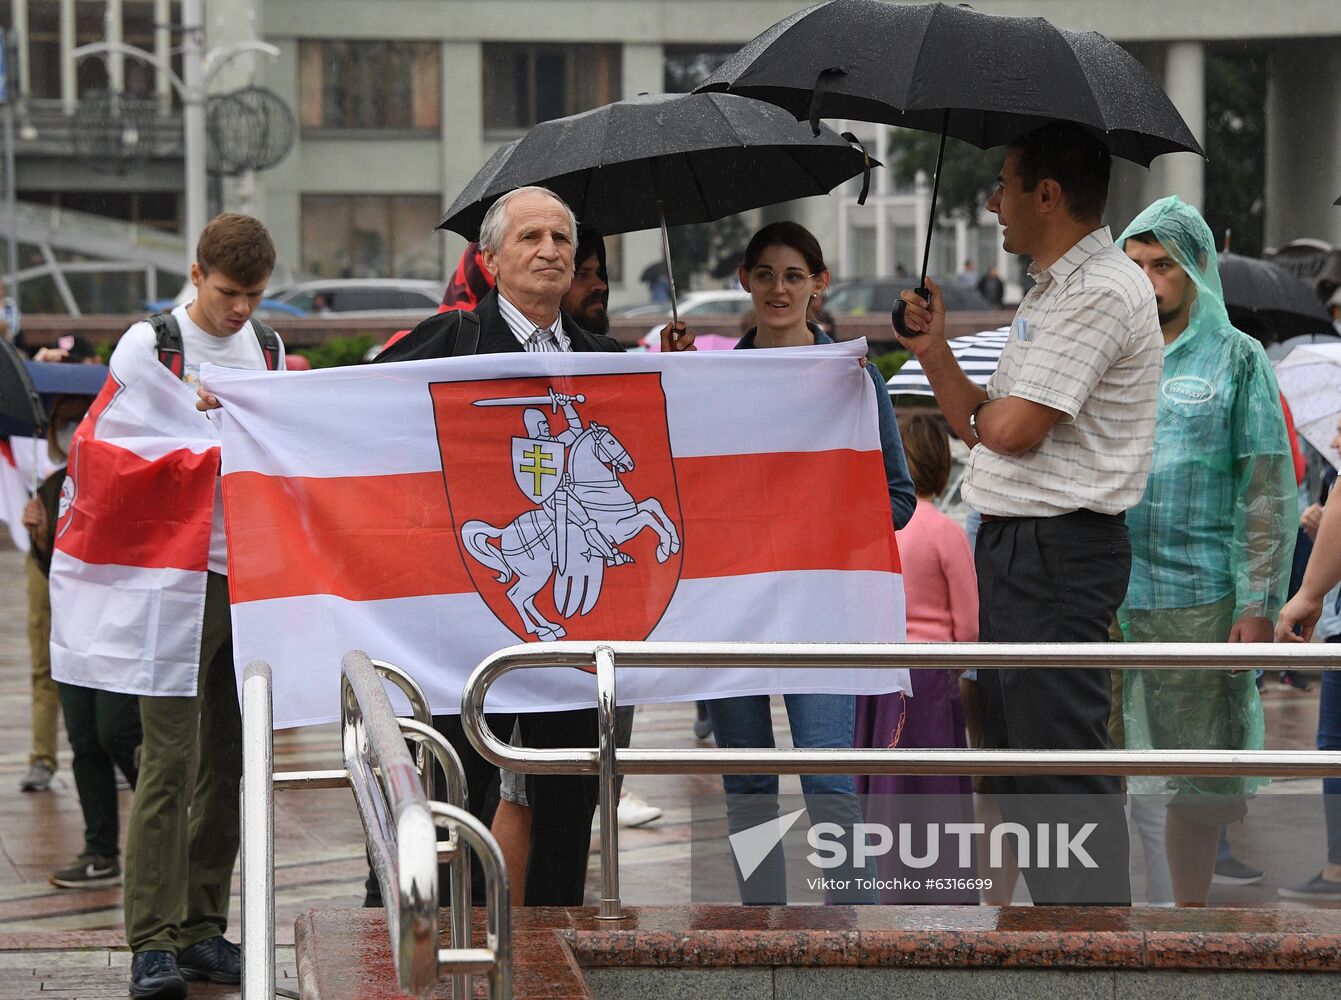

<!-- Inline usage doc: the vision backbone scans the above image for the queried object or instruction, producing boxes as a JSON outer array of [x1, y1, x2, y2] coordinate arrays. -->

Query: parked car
[[273, 278, 446, 317], [143, 295, 309, 322], [639, 289, 753, 339], [825, 278, 996, 315]]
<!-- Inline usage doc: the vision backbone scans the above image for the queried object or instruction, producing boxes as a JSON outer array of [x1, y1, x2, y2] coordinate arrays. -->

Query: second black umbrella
[[1220, 253, 1333, 341], [698, 0, 1204, 334]]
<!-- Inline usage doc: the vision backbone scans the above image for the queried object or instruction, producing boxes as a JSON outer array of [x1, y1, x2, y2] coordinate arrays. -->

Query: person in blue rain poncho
[[1118, 196, 1296, 906]]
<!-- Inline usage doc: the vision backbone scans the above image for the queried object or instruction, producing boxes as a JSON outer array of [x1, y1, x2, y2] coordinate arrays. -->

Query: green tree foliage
[[1203, 50, 1266, 258], [871, 348, 910, 381], [886, 128, 1001, 220], [296, 334, 376, 369]]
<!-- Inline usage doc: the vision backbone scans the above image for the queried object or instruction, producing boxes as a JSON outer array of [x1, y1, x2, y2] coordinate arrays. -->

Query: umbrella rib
[[782, 144, 829, 194], [684, 150, 715, 220]]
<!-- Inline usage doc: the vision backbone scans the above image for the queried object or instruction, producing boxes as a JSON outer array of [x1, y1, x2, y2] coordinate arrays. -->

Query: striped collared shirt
[[497, 293, 572, 352], [961, 227, 1164, 518]]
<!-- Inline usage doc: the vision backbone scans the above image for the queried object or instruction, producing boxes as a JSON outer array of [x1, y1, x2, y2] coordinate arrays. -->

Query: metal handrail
[[428, 801, 513, 999], [240, 656, 509, 999], [459, 640, 1341, 918], [399, 718, 472, 1000], [341, 651, 439, 994]]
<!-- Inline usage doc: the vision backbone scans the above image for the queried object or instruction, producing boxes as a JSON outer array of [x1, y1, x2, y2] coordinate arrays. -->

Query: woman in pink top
[[855, 413, 978, 901]]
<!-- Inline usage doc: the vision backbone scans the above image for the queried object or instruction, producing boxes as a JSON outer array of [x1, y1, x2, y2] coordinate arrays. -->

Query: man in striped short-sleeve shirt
[[897, 122, 1162, 906]]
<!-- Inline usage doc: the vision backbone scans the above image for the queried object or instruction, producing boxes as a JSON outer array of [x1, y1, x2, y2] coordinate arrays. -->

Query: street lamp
[[71, 0, 278, 274]]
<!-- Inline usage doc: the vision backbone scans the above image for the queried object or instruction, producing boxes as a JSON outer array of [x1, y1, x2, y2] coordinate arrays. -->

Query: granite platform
[[294, 904, 1341, 999]]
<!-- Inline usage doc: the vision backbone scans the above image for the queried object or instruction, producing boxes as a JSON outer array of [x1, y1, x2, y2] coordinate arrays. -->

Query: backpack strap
[[151, 312, 283, 377], [149, 312, 185, 379], [251, 319, 283, 371], [451, 310, 481, 358]]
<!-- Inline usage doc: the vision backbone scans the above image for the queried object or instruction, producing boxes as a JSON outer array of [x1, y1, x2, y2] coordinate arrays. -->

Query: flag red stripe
[[675, 450, 901, 579], [224, 470, 472, 603], [224, 449, 899, 604], [58, 438, 218, 570]]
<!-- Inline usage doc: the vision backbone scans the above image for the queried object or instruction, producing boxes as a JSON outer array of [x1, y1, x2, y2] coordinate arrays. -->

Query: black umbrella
[[438, 91, 874, 323], [697, 0, 1204, 333], [0, 338, 45, 434], [1220, 253, 1333, 341], [0, 340, 51, 494]]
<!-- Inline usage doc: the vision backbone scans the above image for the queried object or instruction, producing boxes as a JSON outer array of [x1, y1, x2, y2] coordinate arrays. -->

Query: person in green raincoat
[[1117, 196, 1296, 906]]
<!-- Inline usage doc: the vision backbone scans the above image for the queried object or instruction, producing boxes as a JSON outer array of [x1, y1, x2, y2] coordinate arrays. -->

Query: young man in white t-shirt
[[113, 214, 285, 1000]]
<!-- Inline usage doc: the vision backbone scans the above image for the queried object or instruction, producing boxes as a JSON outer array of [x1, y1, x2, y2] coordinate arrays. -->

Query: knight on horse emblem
[[459, 386, 681, 641]]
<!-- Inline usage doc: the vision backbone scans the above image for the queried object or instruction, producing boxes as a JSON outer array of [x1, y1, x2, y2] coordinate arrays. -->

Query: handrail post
[[430, 802, 513, 1000], [240, 661, 275, 1000], [341, 651, 438, 996], [594, 645, 624, 920], [399, 718, 473, 1000]]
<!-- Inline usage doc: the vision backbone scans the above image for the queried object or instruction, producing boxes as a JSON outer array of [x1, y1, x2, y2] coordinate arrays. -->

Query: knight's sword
[[473, 392, 585, 409]]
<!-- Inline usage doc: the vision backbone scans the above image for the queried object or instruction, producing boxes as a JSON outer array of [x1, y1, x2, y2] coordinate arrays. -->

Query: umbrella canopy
[[698, 0, 1202, 335], [440, 91, 874, 326], [697, 0, 1202, 165], [0, 358, 108, 438], [886, 327, 1009, 396], [0, 339, 45, 435], [1219, 253, 1333, 340], [1274, 342, 1341, 467], [439, 91, 873, 239]]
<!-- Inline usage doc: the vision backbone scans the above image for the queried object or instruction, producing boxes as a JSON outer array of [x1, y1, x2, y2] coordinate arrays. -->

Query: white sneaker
[[617, 790, 663, 828]]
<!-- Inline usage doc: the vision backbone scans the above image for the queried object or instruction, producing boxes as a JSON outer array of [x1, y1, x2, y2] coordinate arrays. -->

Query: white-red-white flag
[[0, 436, 58, 553], [49, 350, 220, 696], [209, 341, 908, 729]]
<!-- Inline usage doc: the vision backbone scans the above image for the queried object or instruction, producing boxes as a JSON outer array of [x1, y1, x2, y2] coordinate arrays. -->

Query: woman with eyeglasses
[[665, 221, 916, 904]]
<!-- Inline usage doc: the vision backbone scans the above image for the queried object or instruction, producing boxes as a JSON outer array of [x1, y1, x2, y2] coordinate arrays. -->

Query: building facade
[[6, 0, 1341, 310]]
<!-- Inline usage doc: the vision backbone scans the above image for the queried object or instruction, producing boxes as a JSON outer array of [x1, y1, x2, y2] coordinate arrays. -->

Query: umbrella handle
[[893, 110, 949, 340], [891, 287, 931, 339], [656, 197, 680, 330]]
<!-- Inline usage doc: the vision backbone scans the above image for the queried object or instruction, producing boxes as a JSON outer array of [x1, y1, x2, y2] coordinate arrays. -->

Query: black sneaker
[[49, 853, 120, 889], [1278, 872, 1341, 901], [129, 950, 186, 1000], [1212, 855, 1265, 886], [177, 934, 241, 984]]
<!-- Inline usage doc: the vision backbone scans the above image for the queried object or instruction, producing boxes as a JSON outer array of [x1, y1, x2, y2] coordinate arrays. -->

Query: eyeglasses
[[747, 267, 818, 291]]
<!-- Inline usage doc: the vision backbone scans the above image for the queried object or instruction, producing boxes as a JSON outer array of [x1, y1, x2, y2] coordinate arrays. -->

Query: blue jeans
[[706, 693, 878, 904], [1321, 639, 1341, 865]]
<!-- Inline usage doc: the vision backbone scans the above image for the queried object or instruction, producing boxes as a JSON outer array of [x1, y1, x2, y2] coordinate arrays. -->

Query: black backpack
[[148, 312, 283, 379]]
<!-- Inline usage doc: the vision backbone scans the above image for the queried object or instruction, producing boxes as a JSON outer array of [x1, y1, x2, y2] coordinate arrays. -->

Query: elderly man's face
[[483, 192, 574, 307], [562, 252, 610, 334]]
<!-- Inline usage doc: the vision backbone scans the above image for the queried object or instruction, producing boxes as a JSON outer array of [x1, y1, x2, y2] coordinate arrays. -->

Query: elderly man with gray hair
[[380, 186, 623, 360], [377, 187, 622, 907]]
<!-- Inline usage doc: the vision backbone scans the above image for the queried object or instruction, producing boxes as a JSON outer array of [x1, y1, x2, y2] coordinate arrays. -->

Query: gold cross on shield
[[519, 444, 557, 497]]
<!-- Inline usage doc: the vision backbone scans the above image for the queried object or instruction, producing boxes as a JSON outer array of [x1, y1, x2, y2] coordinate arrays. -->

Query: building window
[[299, 40, 440, 132], [301, 195, 441, 280], [482, 43, 619, 134], [22, 0, 60, 99], [663, 45, 738, 94], [7, 1, 182, 103]]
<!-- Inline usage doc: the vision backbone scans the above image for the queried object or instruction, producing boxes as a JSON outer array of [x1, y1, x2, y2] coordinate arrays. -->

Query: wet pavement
[[0, 540, 1336, 996]]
